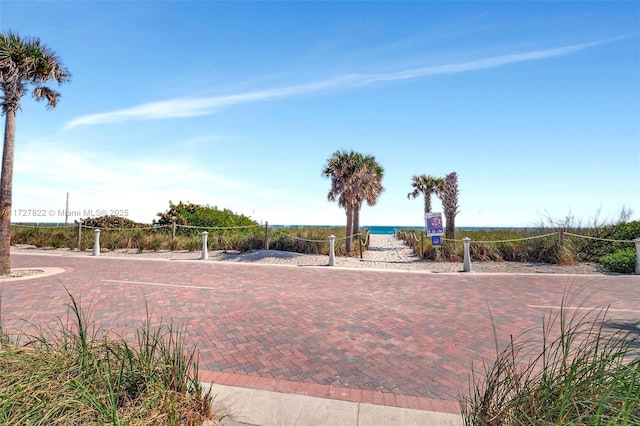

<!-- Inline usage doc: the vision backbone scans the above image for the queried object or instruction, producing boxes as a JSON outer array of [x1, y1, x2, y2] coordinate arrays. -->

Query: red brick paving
[[3, 254, 640, 415]]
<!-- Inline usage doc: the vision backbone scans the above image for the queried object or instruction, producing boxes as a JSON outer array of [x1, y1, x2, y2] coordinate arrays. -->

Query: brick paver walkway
[[3, 254, 639, 414]]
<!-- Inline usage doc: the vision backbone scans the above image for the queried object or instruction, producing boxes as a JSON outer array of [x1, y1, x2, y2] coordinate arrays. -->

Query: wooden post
[[264, 221, 269, 250], [172, 220, 176, 239], [559, 228, 565, 246], [420, 231, 424, 259], [359, 232, 363, 259]]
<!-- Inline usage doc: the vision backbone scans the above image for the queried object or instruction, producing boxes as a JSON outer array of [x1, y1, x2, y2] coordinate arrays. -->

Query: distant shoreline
[[11, 222, 555, 235]]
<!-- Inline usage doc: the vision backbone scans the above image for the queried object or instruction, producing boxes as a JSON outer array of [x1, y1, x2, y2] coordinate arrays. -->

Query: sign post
[[425, 212, 444, 248]]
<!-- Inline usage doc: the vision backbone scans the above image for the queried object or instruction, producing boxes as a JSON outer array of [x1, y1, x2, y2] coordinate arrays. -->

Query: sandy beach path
[[360, 234, 419, 264]]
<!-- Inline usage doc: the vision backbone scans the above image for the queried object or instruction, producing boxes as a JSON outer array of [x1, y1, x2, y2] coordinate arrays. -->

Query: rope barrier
[[334, 232, 362, 243], [464, 232, 559, 244], [175, 224, 261, 230], [10, 223, 75, 228], [285, 235, 328, 243], [564, 232, 636, 244], [80, 224, 169, 231], [404, 232, 558, 244]]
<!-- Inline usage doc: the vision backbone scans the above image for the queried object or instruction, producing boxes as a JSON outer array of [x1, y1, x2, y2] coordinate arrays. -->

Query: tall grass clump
[[460, 292, 639, 425], [0, 289, 222, 425], [399, 228, 579, 265]]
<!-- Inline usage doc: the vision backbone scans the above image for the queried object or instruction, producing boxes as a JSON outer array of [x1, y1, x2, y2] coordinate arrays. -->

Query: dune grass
[[0, 289, 222, 425], [10, 224, 367, 256], [399, 228, 579, 265], [459, 291, 640, 425]]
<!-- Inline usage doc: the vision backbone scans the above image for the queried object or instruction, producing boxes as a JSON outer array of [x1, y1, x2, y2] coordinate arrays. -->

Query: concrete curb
[[206, 383, 463, 426]]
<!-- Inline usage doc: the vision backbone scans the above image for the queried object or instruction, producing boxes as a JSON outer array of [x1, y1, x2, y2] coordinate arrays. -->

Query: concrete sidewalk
[[207, 383, 463, 426]]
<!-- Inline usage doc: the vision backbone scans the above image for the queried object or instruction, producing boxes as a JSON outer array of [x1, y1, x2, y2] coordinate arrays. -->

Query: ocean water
[[272, 225, 422, 235], [365, 226, 418, 235], [273, 225, 532, 235]]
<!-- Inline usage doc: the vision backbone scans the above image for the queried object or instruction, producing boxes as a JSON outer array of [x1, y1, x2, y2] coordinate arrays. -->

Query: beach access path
[[3, 236, 637, 425]]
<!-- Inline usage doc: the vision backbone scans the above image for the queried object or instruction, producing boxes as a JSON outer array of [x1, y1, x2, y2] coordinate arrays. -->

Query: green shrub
[[155, 201, 257, 229], [572, 221, 640, 261], [600, 248, 637, 274], [81, 215, 147, 229]]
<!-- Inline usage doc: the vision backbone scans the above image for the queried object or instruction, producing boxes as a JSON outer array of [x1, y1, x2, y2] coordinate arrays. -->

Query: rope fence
[[10, 222, 639, 273], [564, 232, 636, 244], [397, 229, 640, 274]]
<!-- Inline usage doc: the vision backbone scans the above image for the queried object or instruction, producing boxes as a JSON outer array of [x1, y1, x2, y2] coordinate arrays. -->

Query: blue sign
[[425, 213, 444, 236], [431, 235, 442, 247]]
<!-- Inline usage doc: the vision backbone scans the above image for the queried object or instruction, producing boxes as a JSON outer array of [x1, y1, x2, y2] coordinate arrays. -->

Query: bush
[[81, 215, 147, 229], [155, 201, 257, 229], [573, 221, 640, 262], [600, 248, 637, 274]]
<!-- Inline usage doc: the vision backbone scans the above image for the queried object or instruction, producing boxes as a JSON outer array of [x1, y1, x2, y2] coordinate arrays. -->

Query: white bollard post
[[201, 231, 209, 260], [328, 235, 336, 266], [93, 228, 101, 256], [635, 238, 640, 275], [462, 237, 471, 272]]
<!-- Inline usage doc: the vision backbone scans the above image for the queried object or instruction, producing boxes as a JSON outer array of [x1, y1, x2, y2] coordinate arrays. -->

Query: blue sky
[[1, 1, 638, 227]]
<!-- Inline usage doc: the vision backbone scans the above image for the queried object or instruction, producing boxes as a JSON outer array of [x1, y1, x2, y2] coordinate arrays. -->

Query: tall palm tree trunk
[[424, 194, 432, 215], [0, 110, 16, 275], [345, 203, 354, 254], [353, 202, 361, 250]]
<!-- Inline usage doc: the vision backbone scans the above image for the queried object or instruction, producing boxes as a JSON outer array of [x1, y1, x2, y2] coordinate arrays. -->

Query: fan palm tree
[[442, 172, 459, 240], [407, 174, 444, 215], [323, 150, 384, 254], [351, 155, 384, 243], [0, 32, 70, 274]]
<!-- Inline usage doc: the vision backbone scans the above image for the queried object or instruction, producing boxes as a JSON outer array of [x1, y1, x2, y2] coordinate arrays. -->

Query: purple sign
[[425, 212, 444, 236]]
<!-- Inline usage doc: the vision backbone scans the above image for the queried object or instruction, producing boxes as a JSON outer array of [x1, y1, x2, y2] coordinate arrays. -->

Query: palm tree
[[351, 155, 384, 243], [323, 150, 384, 254], [441, 172, 459, 240], [407, 174, 445, 215], [0, 32, 70, 274]]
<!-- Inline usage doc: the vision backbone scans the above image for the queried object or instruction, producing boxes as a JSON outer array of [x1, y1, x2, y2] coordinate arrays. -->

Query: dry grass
[[398, 229, 579, 265], [10, 225, 369, 256]]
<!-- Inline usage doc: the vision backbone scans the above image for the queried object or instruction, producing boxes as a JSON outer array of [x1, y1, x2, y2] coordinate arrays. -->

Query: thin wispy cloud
[[64, 37, 621, 130]]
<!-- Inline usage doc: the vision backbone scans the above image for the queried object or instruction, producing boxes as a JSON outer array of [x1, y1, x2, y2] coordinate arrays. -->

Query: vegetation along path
[[3, 253, 638, 416]]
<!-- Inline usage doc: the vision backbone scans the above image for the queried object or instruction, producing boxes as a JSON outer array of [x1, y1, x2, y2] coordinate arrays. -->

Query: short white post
[[328, 235, 336, 266], [634, 238, 640, 275], [93, 228, 101, 256], [462, 237, 471, 272], [201, 231, 209, 260], [77, 220, 83, 246]]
